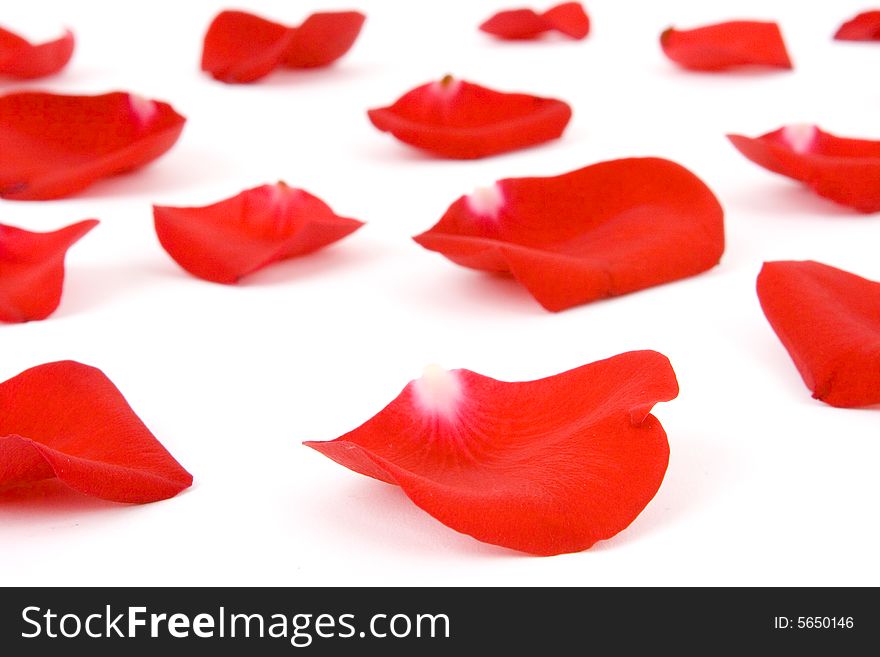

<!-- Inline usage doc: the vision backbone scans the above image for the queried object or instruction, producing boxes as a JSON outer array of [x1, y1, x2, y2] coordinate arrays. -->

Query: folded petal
[[834, 11, 880, 41], [281, 11, 366, 68], [0, 91, 186, 201], [479, 2, 590, 40], [727, 125, 880, 213], [757, 261, 880, 408], [0, 27, 74, 79], [661, 21, 792, 71], [153, 182, 364, 284], [201, 10, 292, 83], [367, 76, 572, 159], [0, 219, 97, 323], [306, 351, 678, 556], [413, 157, 724, 311], [0, 361, 193, 503], [202, 10, 364, 83]]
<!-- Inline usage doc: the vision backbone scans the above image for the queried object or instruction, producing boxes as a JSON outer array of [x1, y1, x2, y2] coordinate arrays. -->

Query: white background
[[1, 0, 878, 586]]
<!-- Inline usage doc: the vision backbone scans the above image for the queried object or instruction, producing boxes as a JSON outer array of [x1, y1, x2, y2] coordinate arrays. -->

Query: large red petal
[[306, 351, 678, 556], [367, 77, 572, 159], [727, 125, 880, 213], [660, 21, 792, 71], [413, 157, 724, 311], [0, 91, 186, 201], [0, 27, 74, 79], [834, 11, 880, 41], [757, 261, 880, 408], [153, 182, 364, 284], [0, 219, 97, 323], [0, 361, 192, 503], [281, 11, 365, 68], [201, 10, 292, 83]]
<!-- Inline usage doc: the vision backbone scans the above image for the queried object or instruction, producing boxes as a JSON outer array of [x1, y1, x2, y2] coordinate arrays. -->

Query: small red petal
[[0, 361, 192, 503], [281, 11, 366, 68], [0, 219, 97, 323], [201, 11, 292, 83], [479, 9, 550, 39], [306, 351, 678, 555], [480, 3, 589, 40], [661, 21, 792, 71], [367, 77, 572, 159], [543, 2, 590, 38], [202, 10, 364, 83], [757, 261, 880, 408], [834, 10, 880, 41], [413, 157, 724, 311], [0, 27, 74, 79], [727, 125, 880, 213], [0, 91, 185, 201], [153, 182, 364, 284]]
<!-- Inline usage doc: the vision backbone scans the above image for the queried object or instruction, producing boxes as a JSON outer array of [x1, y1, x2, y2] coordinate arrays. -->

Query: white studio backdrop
[[1, 0, 878, 586]]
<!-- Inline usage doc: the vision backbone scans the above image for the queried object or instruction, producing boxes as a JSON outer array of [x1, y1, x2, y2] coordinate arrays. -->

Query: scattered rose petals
[[0, 219, 97, 323], [727, 125, 880, 213], [153, 182, 364, 284], [757, 261, 880, 408], [0, 91, 185, 201], [0, 26, 74, 79], [367, 76, 572, 159], [306, 351, 678, 555], [201, 10, 365, 83], [0, 361, 193, 502], [413, 157, 724, 311], [834, 10, 880, 41], [660, 20, 792, 71], [479, 2, 590, 40]]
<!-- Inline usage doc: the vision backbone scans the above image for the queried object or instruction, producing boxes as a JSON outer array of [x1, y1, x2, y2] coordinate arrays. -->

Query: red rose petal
[[660, 21, 792, 71], [202, 10, 364, 83], [153, 182, 364, 284], [834, 10, 880, 41], [367, 76, 572, 159], [413, 157, 724, 311], [0, 91, 185, 201], [727, 125, 880, 213], [0, 219, 97, 323], [306, 351, 678, 555], [0, 361, 193, 503], [757, 261, 880, 408], [479, 2, 590, 40], [281, 11, 366, 68], [0, 27, 74, 79], [201, 11, 292, 83]]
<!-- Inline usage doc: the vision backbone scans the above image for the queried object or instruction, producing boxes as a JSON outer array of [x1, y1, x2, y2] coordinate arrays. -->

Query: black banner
[[0, 587, 875, 654]]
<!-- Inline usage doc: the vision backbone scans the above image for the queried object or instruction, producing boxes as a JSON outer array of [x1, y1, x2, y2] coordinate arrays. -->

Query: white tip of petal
[[128, 94, 158, 127], [465, 183, 504, 219], [782, 124, 818, 154], [413, 364, 462, 419]]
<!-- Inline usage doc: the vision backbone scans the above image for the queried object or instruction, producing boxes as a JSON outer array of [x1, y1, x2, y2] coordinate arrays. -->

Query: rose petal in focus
[[413, 157, 724, 310], [727, 125, 880, 213], [757, 261, 880, 408], [306, 351, 678, 555], [153, 182, 364, 284], [0, 361, 193, 503], [0, 219, 98, 323], [367, 76, 572, 159]]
